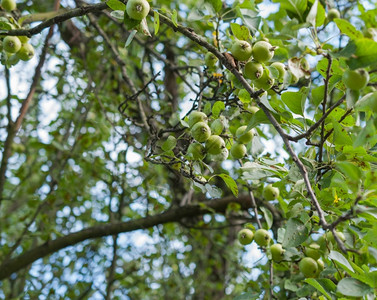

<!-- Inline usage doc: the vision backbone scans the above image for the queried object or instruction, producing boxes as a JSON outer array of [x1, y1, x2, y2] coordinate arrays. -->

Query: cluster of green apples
[[0, 0, 35, 67], [186, 111, 229, 161]]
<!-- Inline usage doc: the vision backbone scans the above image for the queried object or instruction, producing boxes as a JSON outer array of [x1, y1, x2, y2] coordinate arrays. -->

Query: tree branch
[[0, 195, 250, 280]]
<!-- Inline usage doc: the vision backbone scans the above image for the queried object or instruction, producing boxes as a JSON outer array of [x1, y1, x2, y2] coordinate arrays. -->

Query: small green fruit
[[244, 61, 264, 80], [252, 41, 274, 63], [317, 259, 324, 272], [342, 69, 369, 90], [270, 62, 286, 80], [16, 43, 35, 61], [1, 0, 16, 11], [205, 135, 225, 155], [188, 111, 207, 128], [210, 118, 225, 135], [327, 8, 340, 21], [305, 243, 321, 260], [191, 122, 211, 142], [3, 36, 21, 53], [7, 54, 19, 66], [299, 257, 318, 278], [236, 125, 255, 144], [254, 229, 270, 247], [270, 244, 284, 262], [230, 143, 246, 159], [126, 0, 150, 20], [238, 229, 254, 245], [253, 70, 275, 90], [205, 52, 218, 68], [230, 40, 252, 61], [263, 184, 279, 200], [187, 143, 205, 160]]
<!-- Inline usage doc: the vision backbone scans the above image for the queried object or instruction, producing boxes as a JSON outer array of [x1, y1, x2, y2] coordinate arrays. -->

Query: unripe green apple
[[299, 257, 318, 278], [252, 41, 274, 63], [254, 229, 271, 247], [3, 36, 21, 53], [126, 0, 150, 20], [188, 111, 207, 128], [253, 70, 275, 90], [270, 62, 286, 80], [205, 135, 225, 155], [1, 0, 16, 11], [187, 143, 205, 160], [236, 125, 255, 144], [16, 43, 35, 61], [263, 184, 279, 200], [230, 40, 252, 61], [342, 69, 369, 90], [244, 61, 264, 80], [210, 118, 225, 135], [270, 243, 285, 262], [7, 53, 19, 66], [205, 52, 218, 68], [327, 8, 340, 21], [304, 243, 321, 260], [317, 259, 324, 272], [238, 228, 254, 245], [230, 142, 246, 159], [191, 122, 211, 142]]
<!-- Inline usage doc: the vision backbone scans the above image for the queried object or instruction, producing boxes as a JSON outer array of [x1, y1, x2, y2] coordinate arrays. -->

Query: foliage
[[0, 0, 377, 299]]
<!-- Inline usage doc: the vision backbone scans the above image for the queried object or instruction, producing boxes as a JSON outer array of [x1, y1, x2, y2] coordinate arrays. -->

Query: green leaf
[[355, 92, 377, 113], [311, 85, 324, 108], [172, 9, 178, 27], [281, 87, 308, 116], [205, 184, 223, 198], [348, 38, 377, 69], [230, 23, 250, 41], [260, 207, 273, 230], [154, 11, 160, 35], [334, 19, 363, 40], [124, 10, 141, 30], [328, 250, 354, 273], [212, 101, 225, 118], [304, 278, 336, 300], [106, 0, 126, 11], [335, 161, 362, 183], [125, 29, 137, 47], [216, 174, 238, 197], [273, 0, 307, 22], [161, 136, 177, 151], [337, 278, 372, 297], [282, 218, 309, 247], [110, 10, 124, 20], [246, 109, 270, 130], [305, 0, 318, 27], [205, 0, 222, 13]]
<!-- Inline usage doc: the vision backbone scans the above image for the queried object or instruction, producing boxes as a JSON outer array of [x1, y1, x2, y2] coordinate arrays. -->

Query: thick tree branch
[[0, 195, 250, 280]]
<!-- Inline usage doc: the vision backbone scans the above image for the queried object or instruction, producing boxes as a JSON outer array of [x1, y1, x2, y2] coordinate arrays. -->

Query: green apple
[[3, 36, 21, 53], [191, 122, 211, 142], [253, 70, 275, 90], [230, 142, 246, 159], [1, 0, 16, 11], [252, 41, 274, 63], [210, 118, 225, 135], [7, 53, 19, 66], [304, 243, 321, 260], [16, 43, 35, 61], [126, 0, 150, 20], [263, 184, 279, 200], [187, 143, 205, 160], [230, 40, 252, 61], [236, 125, 255, 144], [238, 228, 254, 245], [244, 61, 264, 80], [327, 8, 340, 22], [270, 243, 285, 262], [188, 111, 207, 128], [299, 257, 318, 278], [205, 52, 218, 68], [342, 69, 369, 90], [205, 135, 225, 155], [254, 229, 270, 247], [317, 259, 324, 272], [270, 62, 286, 80]]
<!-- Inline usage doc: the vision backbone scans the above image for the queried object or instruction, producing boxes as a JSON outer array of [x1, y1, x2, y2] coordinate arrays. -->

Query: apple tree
[[0, 0, 377, 298]]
